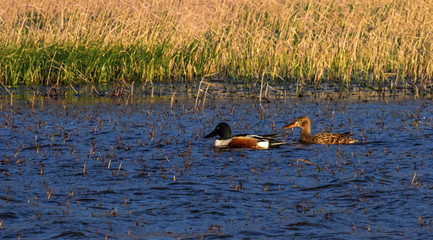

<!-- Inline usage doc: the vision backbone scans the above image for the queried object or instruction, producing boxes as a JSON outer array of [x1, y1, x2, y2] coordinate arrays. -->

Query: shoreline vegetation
[[1, 0, 432, 93]]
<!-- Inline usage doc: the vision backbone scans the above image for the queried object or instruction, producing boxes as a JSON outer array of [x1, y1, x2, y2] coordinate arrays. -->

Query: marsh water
[[1, 85, 433, 239]]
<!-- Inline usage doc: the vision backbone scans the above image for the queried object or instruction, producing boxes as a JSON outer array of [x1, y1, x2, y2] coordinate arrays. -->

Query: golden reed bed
[[1, 0, 432, 87]]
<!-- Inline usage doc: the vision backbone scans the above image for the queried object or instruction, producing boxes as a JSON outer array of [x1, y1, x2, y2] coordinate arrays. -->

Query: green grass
[[1, 0, 432, 90], [1, 40, 217, 85]]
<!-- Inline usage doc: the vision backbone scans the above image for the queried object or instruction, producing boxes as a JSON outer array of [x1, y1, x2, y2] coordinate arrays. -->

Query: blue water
[[1, 92, 433, 239]]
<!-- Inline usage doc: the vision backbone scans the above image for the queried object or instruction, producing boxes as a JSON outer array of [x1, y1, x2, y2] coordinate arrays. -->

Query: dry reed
[[1, 0, 432, 90]]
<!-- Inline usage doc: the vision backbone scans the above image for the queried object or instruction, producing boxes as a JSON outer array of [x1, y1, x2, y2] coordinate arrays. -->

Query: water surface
[[1, 89, 432, 239]]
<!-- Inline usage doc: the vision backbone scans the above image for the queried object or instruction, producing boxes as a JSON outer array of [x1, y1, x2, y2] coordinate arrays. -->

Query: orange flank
[[228, 137, 265, 149]]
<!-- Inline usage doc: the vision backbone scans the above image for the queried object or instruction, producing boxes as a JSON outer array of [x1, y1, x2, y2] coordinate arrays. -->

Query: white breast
[[214, 139, 232, 148]]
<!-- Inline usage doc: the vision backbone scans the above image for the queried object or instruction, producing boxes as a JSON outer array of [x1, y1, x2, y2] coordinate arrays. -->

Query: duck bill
[[282, 122, 297, 129], [204, 130, 217, 138]]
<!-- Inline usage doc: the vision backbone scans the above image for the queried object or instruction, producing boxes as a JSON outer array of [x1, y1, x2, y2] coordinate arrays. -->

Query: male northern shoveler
[[283, 116, 357, 144], [204, 122, 285, 149]]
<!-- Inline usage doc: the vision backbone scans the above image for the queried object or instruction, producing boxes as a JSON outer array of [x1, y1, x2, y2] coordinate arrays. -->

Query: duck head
[[283, 116, 311, 130], [204, 122, 232, 140]]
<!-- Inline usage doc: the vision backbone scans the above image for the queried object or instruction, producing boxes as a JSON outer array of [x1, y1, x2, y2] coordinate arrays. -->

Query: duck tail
[[269, 140, 286, 148]]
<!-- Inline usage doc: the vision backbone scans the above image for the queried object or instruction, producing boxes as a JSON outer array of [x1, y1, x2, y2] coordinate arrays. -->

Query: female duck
[[204, 122, 285, 149], [283, 116, 357, 144]]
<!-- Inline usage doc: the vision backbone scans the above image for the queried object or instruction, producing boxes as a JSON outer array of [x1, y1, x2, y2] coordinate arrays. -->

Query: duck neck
[[300, 124, 313, 142]]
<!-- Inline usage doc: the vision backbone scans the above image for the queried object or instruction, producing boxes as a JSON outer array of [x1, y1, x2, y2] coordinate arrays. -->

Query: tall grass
[[1, 0, 432, 89]]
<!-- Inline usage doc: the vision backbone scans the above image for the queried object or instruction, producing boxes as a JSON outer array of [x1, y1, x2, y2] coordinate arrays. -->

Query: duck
[[204, 122, 285, 149], [283, 116, 357, 144]]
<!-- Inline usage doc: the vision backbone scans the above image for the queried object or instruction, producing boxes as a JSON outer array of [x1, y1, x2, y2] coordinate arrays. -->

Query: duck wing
[[313, 132, 357, 144], [234, 134, 275, 141], [237, 134, 285, 147]]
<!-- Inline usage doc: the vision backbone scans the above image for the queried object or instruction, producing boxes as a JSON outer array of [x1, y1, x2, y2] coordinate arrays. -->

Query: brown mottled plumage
[[283, 116, 357, 144]]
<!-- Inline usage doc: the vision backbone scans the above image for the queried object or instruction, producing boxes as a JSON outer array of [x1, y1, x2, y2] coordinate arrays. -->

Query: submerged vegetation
[[1, 0, 433, 90]]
